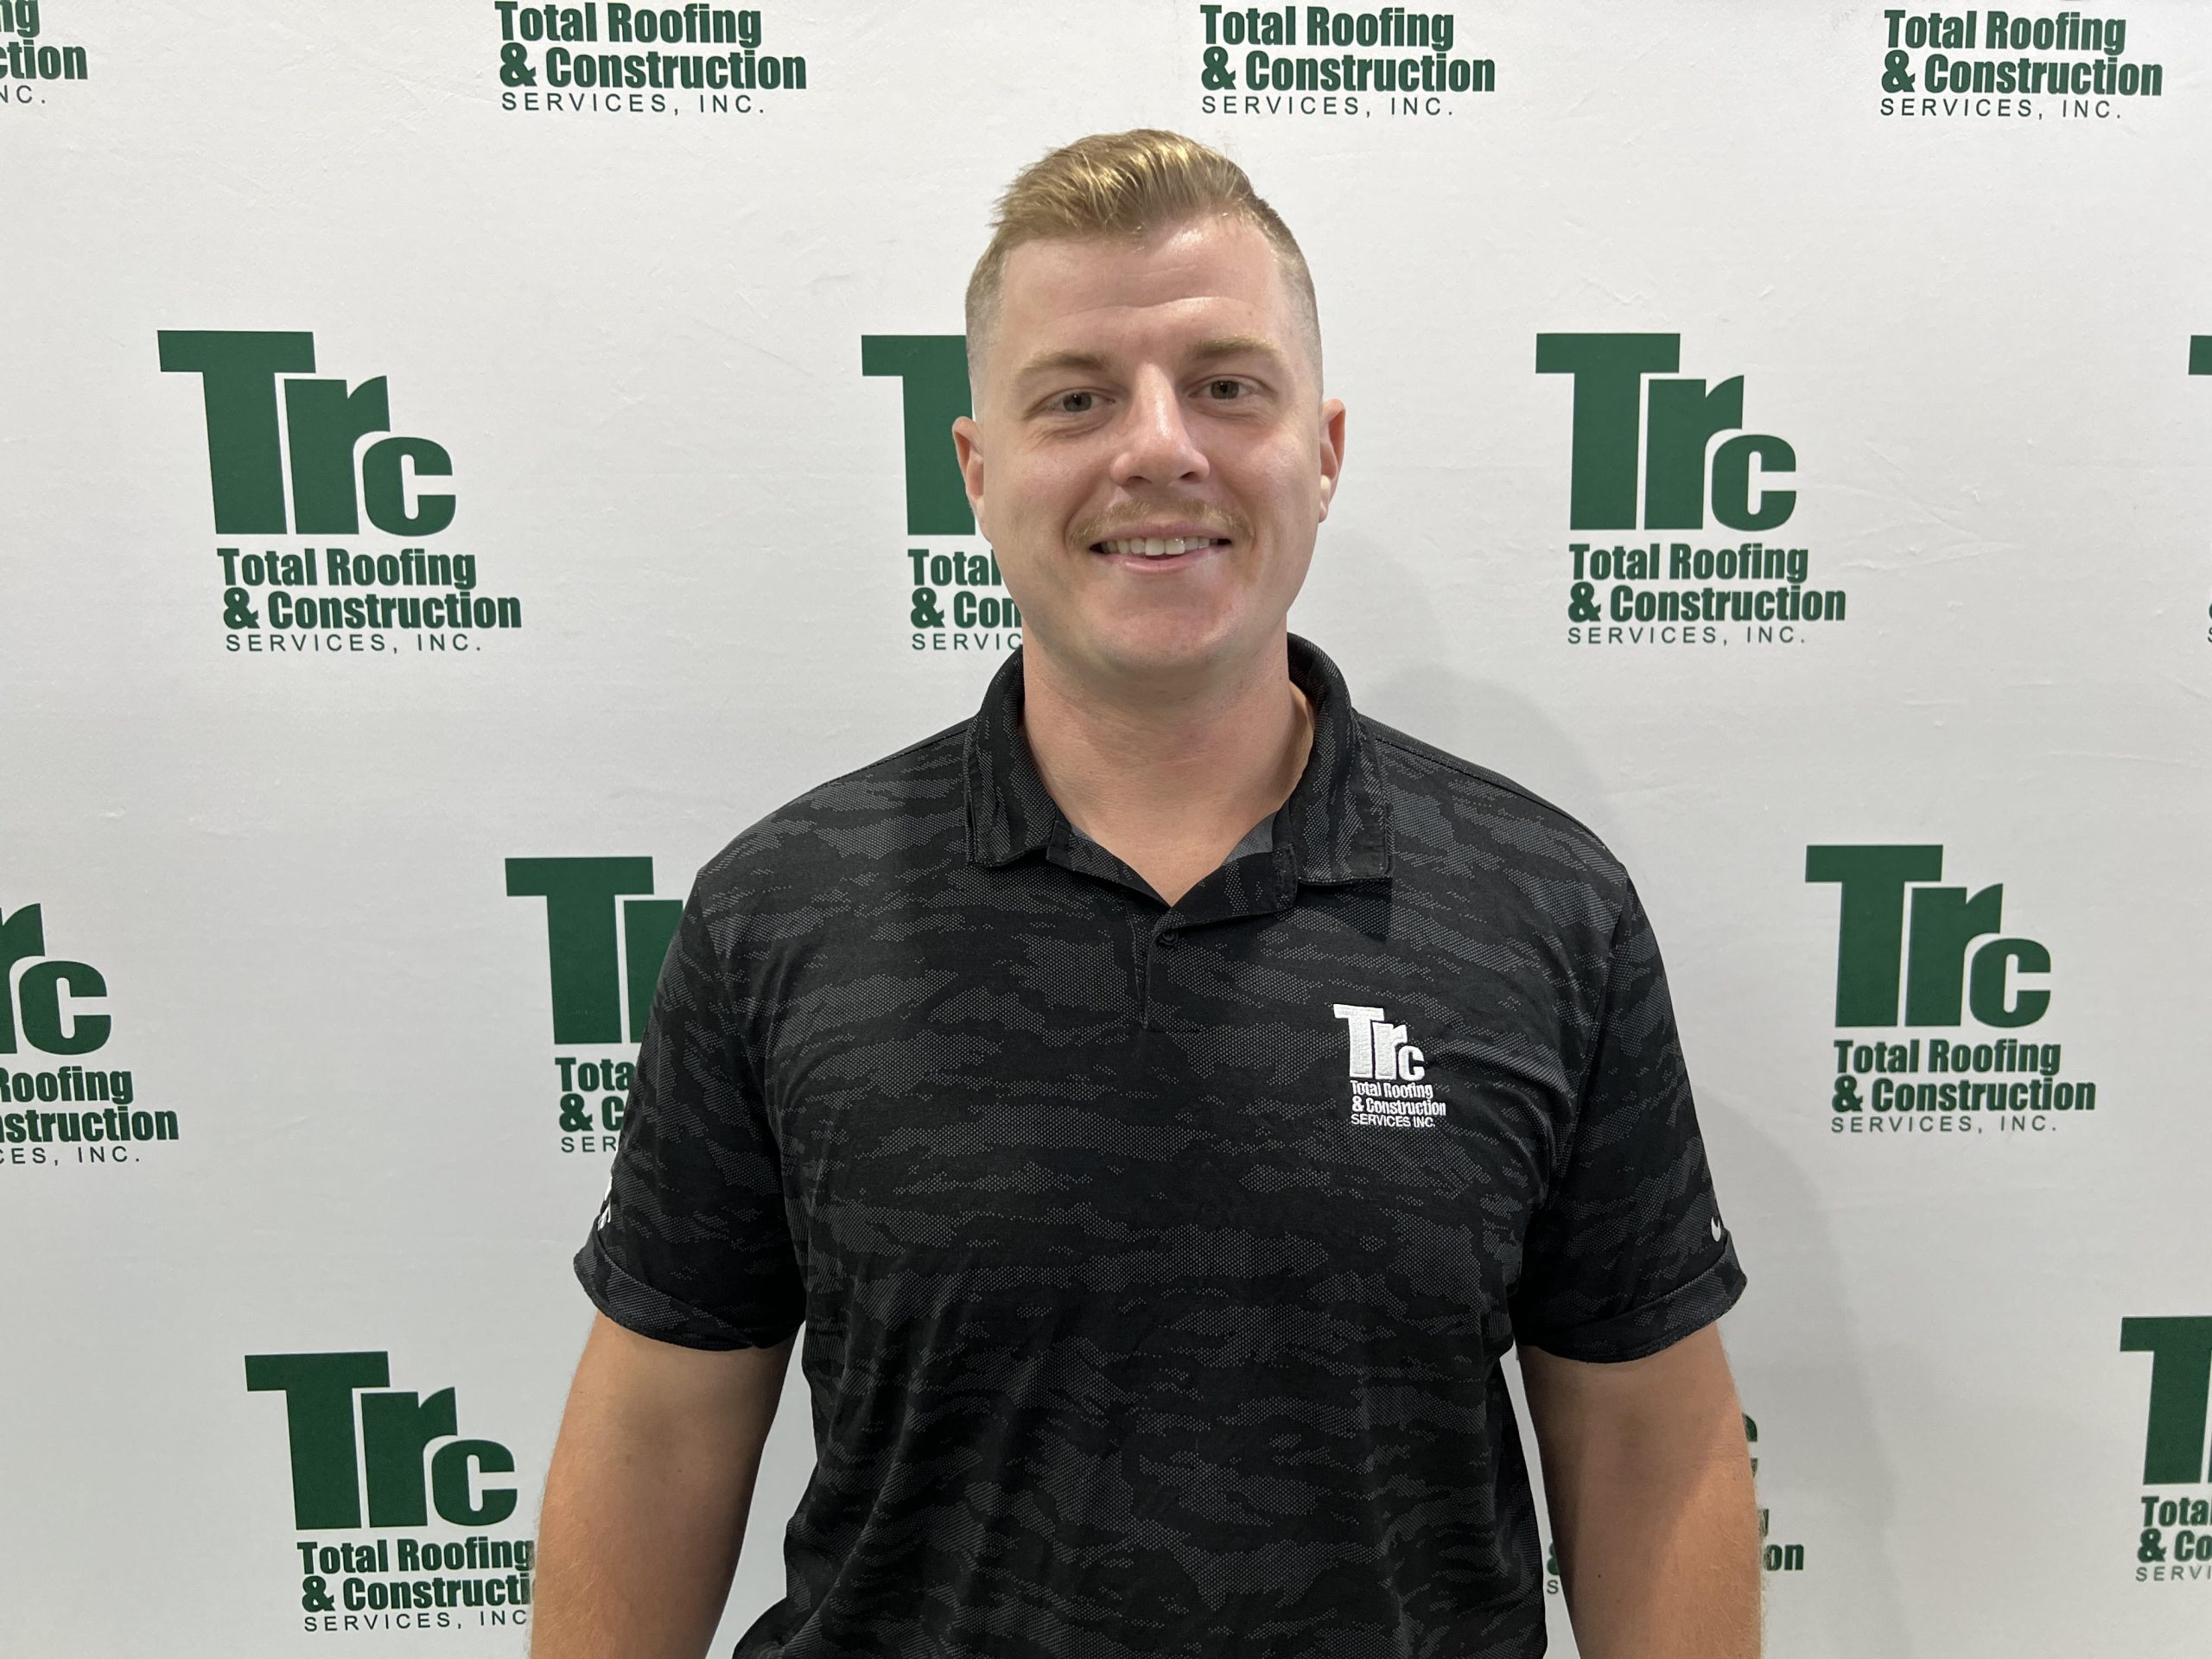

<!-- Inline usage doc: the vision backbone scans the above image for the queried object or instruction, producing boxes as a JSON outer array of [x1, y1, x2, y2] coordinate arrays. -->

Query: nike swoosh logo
[[1711, 1217, 1725, 1243]]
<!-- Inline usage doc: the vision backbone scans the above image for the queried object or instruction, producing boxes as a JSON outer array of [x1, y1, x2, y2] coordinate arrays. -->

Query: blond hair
[[964, 129, 1322, 389]]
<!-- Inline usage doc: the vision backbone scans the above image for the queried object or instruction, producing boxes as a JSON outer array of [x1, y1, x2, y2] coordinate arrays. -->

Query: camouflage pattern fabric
[[578, 632, 1746, 1657]]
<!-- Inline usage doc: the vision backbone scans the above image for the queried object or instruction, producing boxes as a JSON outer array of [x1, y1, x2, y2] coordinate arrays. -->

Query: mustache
[[1074, 502, 1248, 546]]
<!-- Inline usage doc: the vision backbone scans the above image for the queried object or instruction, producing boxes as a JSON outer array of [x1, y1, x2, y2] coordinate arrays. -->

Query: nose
[[1109, 369, 1210, 490]]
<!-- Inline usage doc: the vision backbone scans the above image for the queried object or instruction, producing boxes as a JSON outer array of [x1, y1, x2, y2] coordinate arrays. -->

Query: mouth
[[1088, 533, 1233, 567]]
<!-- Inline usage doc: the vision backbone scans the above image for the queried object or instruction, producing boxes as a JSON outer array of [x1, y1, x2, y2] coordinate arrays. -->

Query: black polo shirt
[[577, 632, 1746, 1659]]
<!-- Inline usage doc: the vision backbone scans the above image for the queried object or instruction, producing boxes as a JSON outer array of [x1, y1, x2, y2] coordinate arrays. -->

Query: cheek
[[1240, 432, 1315, 489], [1250, 455, 1323, 525], [1001, 457, 1080, 528]]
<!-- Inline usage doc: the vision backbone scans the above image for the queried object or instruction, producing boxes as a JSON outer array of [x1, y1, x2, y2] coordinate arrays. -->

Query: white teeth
[[1100, 537, 1216, 558]]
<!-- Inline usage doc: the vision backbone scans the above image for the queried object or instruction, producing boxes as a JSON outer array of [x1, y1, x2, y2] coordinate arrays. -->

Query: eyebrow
[[1011, 334, 1288, 387], [1187, 334, 1286, 367]]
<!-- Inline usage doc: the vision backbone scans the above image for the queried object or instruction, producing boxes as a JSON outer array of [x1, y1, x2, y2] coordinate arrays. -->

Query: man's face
[[952, 216, 1345, 690]]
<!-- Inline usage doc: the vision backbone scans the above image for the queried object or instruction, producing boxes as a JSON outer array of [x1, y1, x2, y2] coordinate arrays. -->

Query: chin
[[1088, 613, 1255, 674]]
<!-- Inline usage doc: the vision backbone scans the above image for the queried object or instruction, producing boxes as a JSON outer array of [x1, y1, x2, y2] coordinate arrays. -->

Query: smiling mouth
[[1090, 536, 1232, 559]]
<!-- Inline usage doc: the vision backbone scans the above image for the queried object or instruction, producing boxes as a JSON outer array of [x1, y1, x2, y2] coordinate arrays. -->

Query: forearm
[[1549, 1428, 1761, 1658]]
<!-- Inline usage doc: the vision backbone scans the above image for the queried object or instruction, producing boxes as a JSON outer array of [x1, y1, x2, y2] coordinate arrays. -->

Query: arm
[[532, 1312, 796, 1659], [1521, 1323, 1761, 1659]]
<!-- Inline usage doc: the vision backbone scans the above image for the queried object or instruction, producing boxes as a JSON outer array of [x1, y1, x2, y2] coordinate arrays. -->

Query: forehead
[[991, 218, 1300, 370]]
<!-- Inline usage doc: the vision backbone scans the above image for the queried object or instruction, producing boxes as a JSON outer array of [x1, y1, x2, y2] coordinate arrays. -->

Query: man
[[536, 130, 1758, 1658]]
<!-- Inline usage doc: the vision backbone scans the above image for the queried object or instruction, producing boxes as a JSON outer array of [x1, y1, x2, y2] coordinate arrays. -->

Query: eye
[[1052, 390, 1097, 414], [1204, 378, 1248, 400]]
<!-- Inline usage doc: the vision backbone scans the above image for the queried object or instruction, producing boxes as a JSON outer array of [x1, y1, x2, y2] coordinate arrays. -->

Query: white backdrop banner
[[5, 3, 2210, 1654]]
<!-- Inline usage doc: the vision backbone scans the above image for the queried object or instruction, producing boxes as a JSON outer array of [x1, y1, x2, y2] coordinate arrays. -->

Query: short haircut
[[963, 128, 1323, 392]]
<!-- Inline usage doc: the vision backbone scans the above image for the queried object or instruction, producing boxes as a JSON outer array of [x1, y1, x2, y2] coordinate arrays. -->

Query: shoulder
[[686, 719, 971, 931], [1357, 713, 1631, 927]]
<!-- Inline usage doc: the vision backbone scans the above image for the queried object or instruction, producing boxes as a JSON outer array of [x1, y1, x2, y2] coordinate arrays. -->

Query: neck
[[1017, 633, 1314, 859]]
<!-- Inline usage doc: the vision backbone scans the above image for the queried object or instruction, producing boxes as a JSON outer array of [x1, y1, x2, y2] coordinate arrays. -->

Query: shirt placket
[[1135, 841, 1295, 1033], [1040, 823, 1293, 1033]]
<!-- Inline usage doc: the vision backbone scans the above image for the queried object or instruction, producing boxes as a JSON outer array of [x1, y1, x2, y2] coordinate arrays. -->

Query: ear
[[951, 415, 986, 531], [1315, 397, 1346, 522]]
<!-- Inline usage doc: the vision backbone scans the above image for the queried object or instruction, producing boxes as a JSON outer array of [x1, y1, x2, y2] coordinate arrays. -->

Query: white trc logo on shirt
[[1332, 1004, 1447, 1128], [1332, 1004, 1427, 1081]]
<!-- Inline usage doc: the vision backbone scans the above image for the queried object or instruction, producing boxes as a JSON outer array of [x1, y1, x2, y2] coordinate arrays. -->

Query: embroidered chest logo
[[1332, 1004, 1448, 1128]]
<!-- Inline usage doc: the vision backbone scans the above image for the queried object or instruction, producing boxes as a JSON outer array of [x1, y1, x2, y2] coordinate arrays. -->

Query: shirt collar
[[963, 632, 1395, 890]]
